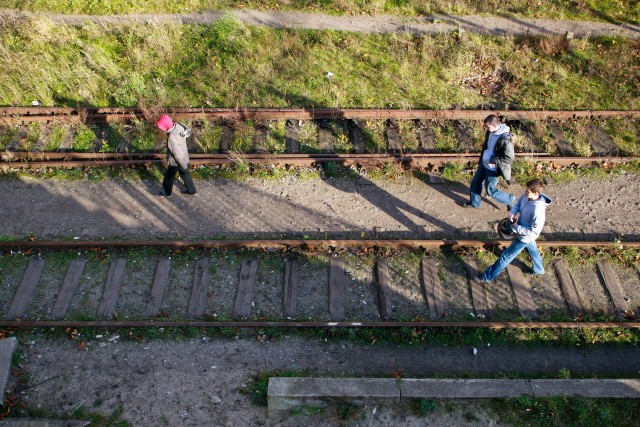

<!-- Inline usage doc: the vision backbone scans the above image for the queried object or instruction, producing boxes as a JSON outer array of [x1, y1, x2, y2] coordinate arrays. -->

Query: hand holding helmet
[[497, 217, 517, 240]]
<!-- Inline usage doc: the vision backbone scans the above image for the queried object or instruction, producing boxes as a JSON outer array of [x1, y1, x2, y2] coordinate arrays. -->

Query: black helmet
[[497, 218, 517, 240]]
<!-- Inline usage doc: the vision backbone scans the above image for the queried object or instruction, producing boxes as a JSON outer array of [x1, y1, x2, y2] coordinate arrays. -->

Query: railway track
[[1, 107, 637, 169], [2, 152, 638, 169], [1, 240, 638, 329], [2, 107, 639, 124]]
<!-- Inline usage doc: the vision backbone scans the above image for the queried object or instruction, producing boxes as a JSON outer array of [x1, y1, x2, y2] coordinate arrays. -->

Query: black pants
[[161, 164, 197, 196]]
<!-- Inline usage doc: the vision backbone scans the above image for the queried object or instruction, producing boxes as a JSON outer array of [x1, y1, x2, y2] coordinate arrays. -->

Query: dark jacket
[[479, 130, 514, 182]]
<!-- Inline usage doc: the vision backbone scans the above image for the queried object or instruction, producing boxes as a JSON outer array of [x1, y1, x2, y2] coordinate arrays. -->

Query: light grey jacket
[[166, 124, 190, 169], [510, 192, 552, 243]]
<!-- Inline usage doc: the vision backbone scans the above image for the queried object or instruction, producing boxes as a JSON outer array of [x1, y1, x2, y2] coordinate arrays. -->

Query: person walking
[[462, 114, 515, 210], [156, 114, 197, 197], [475, 178, 552, 283]]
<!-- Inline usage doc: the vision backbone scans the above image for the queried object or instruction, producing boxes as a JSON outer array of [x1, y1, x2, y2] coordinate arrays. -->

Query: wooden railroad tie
[[51, 259, 86, 320], [145, 257, 171, 318], [466, 259, 490, 318], [506, 264, 538, 319], [420, 257, 444, 320], [5, 259, 45, 321], [596, 260, 634, 320], [553, 259, 585, 317], [234, 259, 258, 319], [188, 259, 210, 319], [328, 257, 346, 321], [96, 258, 127, 319]]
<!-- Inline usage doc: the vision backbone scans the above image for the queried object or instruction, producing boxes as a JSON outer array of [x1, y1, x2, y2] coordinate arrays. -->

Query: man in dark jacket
[[462, 114, 515, 210], [156, 114, 197, 197]]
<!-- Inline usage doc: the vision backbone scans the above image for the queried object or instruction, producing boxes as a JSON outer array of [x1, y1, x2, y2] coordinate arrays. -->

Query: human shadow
[[319, 171, 462, 239]]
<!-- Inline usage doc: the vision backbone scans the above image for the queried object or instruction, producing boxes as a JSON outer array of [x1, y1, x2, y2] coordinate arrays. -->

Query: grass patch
[[1, 20, 638, 111], [496, 396, 640, 427], [409, 398, 437, 416], [4, 0, 639, 23], [440, 161, 469, 182], [241, 369, 306, 407]]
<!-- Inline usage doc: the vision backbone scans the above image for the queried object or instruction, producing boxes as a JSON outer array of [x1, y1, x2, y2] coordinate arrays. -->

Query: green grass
[[496, 396, 640, 427], [409, 398, 437, 416], [3, 0, 639, 23], [16, 405, 131, 426], [0, 19, 638, 111]]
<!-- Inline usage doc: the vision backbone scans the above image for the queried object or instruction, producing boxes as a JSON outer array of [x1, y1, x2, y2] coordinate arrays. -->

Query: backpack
[[177, 123, 191, 138]]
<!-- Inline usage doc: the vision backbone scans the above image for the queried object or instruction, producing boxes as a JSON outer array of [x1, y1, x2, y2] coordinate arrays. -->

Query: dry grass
[[4, 0, 639, 23], [0, 17, 638, 113]]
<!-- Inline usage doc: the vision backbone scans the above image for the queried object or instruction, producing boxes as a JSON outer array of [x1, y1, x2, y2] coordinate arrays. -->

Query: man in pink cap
[[156, 114, 197, 197]]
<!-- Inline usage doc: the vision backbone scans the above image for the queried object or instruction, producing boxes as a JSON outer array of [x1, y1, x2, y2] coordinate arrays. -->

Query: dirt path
[[1, 8, 639, 38], [8, 336, 640, 426], [1, 173, 638, 242]]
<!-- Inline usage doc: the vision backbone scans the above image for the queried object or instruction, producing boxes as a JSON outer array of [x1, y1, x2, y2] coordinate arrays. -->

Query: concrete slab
[[530, 379, 640, 398], [268, 377, 400, 410], [268, 377, 640, 410], [0, 337, 17, 403], [401, 379, 532, 398]]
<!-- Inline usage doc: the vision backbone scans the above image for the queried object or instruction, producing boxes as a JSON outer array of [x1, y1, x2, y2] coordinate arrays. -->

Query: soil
[[1, 174, 639, 242], [1, 9, 638, 39], [2, 173, 640, 424], [8, 336, 640, 426]]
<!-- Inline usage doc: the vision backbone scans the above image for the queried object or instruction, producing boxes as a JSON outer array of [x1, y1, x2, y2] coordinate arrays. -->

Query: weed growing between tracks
[[1, 18, 639, 110]]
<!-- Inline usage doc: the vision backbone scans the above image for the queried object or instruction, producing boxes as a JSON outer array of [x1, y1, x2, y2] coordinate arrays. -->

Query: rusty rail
[[1, 153, 637, 169], [1, 239, 638, 251], [0, 320, 638, 329], [1, 107, 639, 124]]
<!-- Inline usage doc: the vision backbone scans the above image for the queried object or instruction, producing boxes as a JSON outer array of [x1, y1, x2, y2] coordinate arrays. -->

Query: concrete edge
[[268, 377, 400, 411], [0, 337, 17, 404], [530, 379, 640, 398], [267, 377, 640, 410], [401, 378, 532, 399]]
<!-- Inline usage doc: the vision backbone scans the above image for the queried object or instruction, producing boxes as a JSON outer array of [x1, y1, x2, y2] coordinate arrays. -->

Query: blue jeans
[[480, 239, 544, 282], [469, 163, 514, 208]]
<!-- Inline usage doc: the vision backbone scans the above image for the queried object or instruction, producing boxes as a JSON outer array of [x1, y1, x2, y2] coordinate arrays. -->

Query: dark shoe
[[473, 275, 486, 284], [507, 195, 515, 211], [157, 192, 171, 198], [462, 202, 478, 209], [181, 190, 197, 196], [524, 270, 543, 277]]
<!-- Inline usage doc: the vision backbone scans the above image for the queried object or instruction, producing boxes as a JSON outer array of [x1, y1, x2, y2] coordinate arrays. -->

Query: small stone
[[472, 348, 478, 356], [211, 396, 222, 404]]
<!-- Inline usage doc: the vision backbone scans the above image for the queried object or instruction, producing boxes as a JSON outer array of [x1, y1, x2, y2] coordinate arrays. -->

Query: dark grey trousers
[[161, 164, 197, 195]]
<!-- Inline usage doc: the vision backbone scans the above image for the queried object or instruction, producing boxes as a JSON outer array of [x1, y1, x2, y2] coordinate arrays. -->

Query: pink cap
[[156, 114, 173, 132]]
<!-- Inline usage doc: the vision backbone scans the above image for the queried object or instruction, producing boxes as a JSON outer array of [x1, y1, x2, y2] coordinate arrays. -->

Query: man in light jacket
[[463, 114, 515, 210], [475, 178, 552, 282], [156, 114, 197, 197]]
